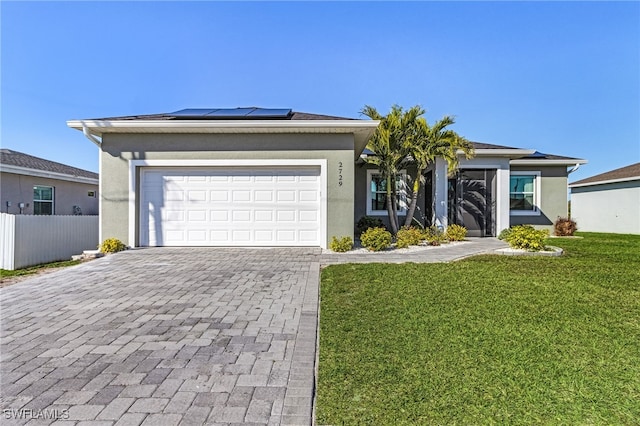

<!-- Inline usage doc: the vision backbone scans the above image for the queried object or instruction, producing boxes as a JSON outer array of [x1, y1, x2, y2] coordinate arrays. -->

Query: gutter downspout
[[82, 124, 102, 146], [568, 163, 581, 174]]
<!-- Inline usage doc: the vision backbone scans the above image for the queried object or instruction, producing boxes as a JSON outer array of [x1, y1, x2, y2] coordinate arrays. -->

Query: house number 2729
[[337, 162, 343, 186]]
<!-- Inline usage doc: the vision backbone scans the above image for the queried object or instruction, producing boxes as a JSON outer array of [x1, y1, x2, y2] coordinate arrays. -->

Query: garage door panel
[[140, 166, 321, 246]]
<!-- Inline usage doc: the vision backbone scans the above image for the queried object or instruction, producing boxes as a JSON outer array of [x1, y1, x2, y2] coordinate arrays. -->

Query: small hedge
[[99, 238, 127, 253], [424, 225, 447, 246], [356, 216, 385, 234], [396, 227, 423, 249], [360, 227, 392, 252], [504, 225, 549, 251], [554, 217, 578, 236], [445, 224, 467, 241], [330, 236, 354, 253]]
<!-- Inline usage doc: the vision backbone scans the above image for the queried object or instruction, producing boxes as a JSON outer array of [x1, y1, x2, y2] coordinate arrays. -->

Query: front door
[[448, 169, 496, 237]]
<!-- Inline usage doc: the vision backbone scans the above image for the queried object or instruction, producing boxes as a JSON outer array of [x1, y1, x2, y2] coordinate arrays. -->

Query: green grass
[[318, 233, 640, 425], [0, 259, 82, 279]]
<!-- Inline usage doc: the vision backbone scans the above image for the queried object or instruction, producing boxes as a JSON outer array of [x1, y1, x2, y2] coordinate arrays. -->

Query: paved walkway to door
[[0, 247, 321, 426]]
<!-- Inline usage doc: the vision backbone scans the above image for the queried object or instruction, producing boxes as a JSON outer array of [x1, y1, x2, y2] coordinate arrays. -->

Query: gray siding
[[100, 133, 356, 247], [510, 165, 569, 231], [1, 172, 98, 216]]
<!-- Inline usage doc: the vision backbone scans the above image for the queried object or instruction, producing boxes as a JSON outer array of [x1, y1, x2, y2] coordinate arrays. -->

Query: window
[[366, 169, 407, 215], [509, 172, 540, 215], [34, 185, 54, 215]]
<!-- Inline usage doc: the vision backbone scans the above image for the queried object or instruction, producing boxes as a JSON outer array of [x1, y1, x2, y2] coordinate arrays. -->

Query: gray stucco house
[[68, 107, 586, 248], [0, 149, 99, 216], [569, 162, 640, 235]]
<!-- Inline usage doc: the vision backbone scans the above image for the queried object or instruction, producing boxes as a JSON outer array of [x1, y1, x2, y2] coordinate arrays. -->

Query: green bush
[[554, 217, 578, 236], [360, 227, 392, 252], [330, 236, 354, 253], [356, 216, 385, 234], [396, 227, 423, 248], [424, 225, 447, 246], [497, 227, 512, 241], [99, 238, 127, 253], [504, 225, 549, 251], [445, 224, 467, 241]]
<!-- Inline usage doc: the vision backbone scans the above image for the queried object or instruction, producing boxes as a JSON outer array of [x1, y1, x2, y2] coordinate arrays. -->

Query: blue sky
[[2, 1, 638, 183]]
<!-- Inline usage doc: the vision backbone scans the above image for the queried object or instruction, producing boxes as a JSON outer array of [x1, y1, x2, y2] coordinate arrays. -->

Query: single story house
[[0, 149, 99, 216], [569, 162, 640, 235], [68, 108, 586, 247]]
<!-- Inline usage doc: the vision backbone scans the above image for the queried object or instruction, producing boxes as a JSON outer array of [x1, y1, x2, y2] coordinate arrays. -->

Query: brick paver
[[1, 247, 321, 425]]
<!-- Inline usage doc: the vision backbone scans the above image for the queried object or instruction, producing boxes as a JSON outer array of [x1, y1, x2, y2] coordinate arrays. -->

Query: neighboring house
[[569, 162, 640, 235], [68, 107, 585, 248], [0, 149, 99, 216]]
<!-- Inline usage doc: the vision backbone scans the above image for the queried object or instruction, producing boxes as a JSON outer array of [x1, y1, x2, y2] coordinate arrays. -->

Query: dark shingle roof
[[570, 162, 640, 186], [471, 141, 519, 150], [89, 108, 355, 121], [518, 150, 584, 162], [0, 149, 98, 180]]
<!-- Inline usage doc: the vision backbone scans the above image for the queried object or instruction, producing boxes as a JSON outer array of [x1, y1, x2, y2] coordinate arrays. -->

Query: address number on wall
[[338, 161, 343, 187]]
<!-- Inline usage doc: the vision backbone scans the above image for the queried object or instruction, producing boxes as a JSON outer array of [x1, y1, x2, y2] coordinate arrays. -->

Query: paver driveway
[[1, 247, 321, 426]]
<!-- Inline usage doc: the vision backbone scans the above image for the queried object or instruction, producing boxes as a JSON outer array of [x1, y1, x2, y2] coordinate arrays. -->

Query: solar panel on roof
[[205, 108, 255, 117], [170, 109, 217, 117], [247, 108, 292, 118], [168, 107, 293, 119]]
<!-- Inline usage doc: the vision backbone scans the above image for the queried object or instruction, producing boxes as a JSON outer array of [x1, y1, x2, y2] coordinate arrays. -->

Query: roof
[[0, 149, 98, 180], [570, 162, 640, 187], [68, 107, 379, 161], [88, 108, 355, 122]]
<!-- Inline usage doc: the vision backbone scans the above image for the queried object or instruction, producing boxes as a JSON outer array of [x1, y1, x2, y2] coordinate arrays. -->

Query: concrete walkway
[[320, 237, 508, 265], [0, 247, 321, 426]]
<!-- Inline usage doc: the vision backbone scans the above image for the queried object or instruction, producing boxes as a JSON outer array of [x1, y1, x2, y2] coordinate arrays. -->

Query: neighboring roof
[[570, 162, 640, 187], [0, 149, 98, 183]]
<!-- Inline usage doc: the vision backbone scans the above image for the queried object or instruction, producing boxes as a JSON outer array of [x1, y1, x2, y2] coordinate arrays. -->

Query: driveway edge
[[282, 258, 320, 425]]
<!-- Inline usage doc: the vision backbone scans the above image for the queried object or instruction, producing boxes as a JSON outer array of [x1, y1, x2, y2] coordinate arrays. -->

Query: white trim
[[509, 171, 541, 216], [68, 119, 378, 133], [33, 185, 55, 215], [0, 164, 99, 185], [569, 176, 640, 188], [365, 169, 407, 216], [128, 159, 328, 248]]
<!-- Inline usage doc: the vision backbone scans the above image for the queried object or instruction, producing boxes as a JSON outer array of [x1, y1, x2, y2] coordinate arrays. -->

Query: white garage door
[[140, 167, 322, 246]]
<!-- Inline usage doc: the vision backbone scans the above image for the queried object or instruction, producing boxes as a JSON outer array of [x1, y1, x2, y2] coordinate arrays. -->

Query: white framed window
[[366, 169, 407, 216], [509, 171, 540, 215], [34, 185, 54, 215]]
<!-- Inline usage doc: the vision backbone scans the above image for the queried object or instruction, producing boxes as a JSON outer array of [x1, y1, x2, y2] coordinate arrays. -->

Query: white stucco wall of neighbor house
[[571, 180, 640, 234]]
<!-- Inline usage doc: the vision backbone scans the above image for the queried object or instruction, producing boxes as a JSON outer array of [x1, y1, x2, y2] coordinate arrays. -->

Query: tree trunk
[[404, 168, 427, 227], [404, 174, 422, 228], [386, 172, 399, 234]]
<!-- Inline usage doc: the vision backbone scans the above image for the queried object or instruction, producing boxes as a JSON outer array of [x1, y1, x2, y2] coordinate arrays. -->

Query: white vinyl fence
[[0, 213, 99, 270]]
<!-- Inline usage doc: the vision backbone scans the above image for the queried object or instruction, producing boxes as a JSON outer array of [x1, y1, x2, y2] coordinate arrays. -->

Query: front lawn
[[0, 260, 81, 281], [318, 233, 640, 424]]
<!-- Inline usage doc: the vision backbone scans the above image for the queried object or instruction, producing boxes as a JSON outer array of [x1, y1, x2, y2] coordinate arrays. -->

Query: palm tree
[[402, 116, 474, 228], [361, 105, 424, 234]]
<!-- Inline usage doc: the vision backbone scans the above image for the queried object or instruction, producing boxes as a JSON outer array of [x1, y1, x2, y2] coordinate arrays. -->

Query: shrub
[[424, 225, 447, 246], [504, 225, 549, 251], [396, 227, 423, 249], [554, 217, 578, 236], [498, 227, 512, 241], [445, 224, 467, 241], [356, 216, 385, 234], [99, 238, 127, 253], [360, 227, 392, 252], [330, 236, 354, 253]]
